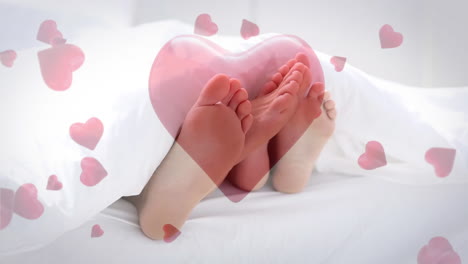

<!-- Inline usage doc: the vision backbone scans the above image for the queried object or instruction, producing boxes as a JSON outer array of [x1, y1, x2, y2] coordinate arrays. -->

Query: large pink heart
[[149, 35, 324, 194]]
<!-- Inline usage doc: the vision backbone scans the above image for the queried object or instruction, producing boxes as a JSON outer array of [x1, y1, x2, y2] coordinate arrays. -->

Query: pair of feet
[[128, 53, 337, 240]]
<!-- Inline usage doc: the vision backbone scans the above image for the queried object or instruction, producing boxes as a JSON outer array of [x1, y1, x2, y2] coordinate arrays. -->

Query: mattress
[[2, 171, 467, 264]]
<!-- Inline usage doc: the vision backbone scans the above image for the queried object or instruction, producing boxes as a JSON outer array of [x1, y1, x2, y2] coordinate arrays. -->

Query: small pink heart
[[163, 224, 181, 243], [70, 117, 104, 150], [80, 157, 108, 187], [46, 175, 63, 191], [240, 19, 259, 40], [330, 56, 346, 72], [194, 14, 218, 36], [37, 20, 64, 46], [0, 50, 17, 67], [358, 141, 387, 170], [13, 184, 44, 220], [379, 24, 403, 49], [425, 148, 456, 178], [418, 237, 461, 264], [0, 188, 15, 230], [38, 43, 85, 91], [91, 224, 104, 238]]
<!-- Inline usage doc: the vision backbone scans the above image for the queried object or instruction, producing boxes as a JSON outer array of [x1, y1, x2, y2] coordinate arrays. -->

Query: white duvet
[[1, 20, 467, 262], [3, 172, 468, 264]]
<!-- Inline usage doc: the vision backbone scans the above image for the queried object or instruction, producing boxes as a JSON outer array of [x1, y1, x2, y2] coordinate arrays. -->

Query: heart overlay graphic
[[418, 237, 461, 264], [37, 20, 65, 46], [1, 184, 46, 230], [70, 117, 104, 150], [379, 24, 403, 49], [38, 44, 85, 91], [358, 141, 387, 170], [194, 14, 218, 36], [425, 148, 456, 178], [149, 35, 324, 200], [91, 224, 104, 238], [0, 50, 17, 67], [46, 175, 63, 190]]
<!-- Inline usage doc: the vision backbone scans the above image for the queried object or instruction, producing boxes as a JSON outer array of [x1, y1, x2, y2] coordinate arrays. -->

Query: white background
[[1, 0, 467, 87]]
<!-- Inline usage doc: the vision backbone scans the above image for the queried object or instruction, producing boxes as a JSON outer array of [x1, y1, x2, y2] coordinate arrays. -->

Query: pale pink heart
[[330, 56, 346, 72], [91, 224, 104, 238], [80, 157, 108, 187], [149, 35, 324, 200], [38, 43, 85, 91], [37, 20, 64, 45], [240, 19, 260, 40], [194, 14, 218, 36], [418, 237, 461, 264], [163, 224, 181, 243], [13, 184, 44, 220], [46, 175, 63, 191], [358, 141, 387, 170], [0, 50, 17, 67], [425, 148, 456, 178], [379, 24, 403, 49], [70, 117, 104, 150], [0, 188, 15, 230]]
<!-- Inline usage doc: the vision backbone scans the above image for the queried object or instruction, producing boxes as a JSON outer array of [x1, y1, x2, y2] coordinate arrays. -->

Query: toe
[[236, 100, 252, 120], [282, 63, 306, 84], [299, 66, 312, 97], [272, 72, 283, 86], [324, 99, 335, 111], [259, 81, 277, 96], [322, 90, 331, 101], [196, 74, 230, 106], [221, 79, 241, 105], [278, 65, 289, 76], [241, 114, 253, 133], [282, 70, 303, 90], [327, 109, 337, 120], [307, 82, 325, 99], [286, 59, 297, 69], [228, 88, 248, 111], [295, 52, 310, 67]]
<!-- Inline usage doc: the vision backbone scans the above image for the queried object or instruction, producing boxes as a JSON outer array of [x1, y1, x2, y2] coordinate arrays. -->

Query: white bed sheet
[[2, 172, 467, 264], [2, 20, 467, 263]]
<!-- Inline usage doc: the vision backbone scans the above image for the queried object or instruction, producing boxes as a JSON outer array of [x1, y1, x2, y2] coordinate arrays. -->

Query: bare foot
[[127, 74, 253, 240], [227, 59, 308, 191], [272, 90, 336, 193], [269, 53, 324, 167]]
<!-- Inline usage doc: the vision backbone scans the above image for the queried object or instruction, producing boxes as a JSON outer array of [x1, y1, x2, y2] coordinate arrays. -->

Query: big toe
[[196, 74, 231, 106], [295, 52, 310, 67]]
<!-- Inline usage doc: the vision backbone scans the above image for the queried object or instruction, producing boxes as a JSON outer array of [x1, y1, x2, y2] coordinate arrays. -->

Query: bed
[[1, 16, 467, 264], [3, 171, 468, 264]]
